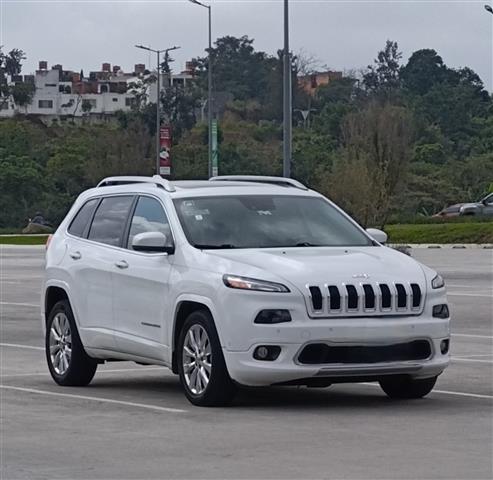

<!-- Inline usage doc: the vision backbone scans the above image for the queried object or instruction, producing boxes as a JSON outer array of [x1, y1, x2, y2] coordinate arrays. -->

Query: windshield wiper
[[293, 242, 324, 247], [193, 244, 237, 250]]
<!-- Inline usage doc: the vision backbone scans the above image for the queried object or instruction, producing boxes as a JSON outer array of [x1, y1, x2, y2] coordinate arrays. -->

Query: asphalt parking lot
[[1, 246, 492, 479]]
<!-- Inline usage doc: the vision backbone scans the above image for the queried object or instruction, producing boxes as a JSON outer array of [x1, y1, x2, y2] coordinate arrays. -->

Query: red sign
[[159, 126, 172, 176]]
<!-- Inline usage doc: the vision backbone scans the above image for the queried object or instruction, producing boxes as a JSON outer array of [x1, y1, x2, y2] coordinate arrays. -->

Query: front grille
[[297, 340, 432, 365], [306, 282, 423, 317]]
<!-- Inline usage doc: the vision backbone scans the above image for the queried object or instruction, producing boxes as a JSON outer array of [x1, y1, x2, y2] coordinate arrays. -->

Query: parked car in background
[[434, 193, 493, 218]]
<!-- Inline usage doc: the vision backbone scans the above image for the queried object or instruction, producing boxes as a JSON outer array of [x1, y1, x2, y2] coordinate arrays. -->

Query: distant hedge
[[386, 223, 493, 244]]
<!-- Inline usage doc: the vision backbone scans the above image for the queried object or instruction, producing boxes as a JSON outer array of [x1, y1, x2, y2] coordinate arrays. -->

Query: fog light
[[433, 304, 450, 319], [440, 339, 450, 354], [253, 345, 281, 361], [254, 309, 291, 324]]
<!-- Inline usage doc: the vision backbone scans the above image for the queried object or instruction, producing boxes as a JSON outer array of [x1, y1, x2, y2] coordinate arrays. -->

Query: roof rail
[[209, 175, 308, 191], [97, 175, 176, 193]]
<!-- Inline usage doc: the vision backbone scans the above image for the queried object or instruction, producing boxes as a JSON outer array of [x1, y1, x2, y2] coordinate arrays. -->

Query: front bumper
[[223, 323, 450, 387]]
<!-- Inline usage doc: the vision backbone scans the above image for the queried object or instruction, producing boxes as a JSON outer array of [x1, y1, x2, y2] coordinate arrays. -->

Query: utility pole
[[135, 44, 180, 175], [283, 0, 292, 178], [189, 0, 213, 178]]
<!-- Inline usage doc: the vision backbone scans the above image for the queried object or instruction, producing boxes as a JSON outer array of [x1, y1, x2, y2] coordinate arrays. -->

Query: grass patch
[[386, 222, 493, 244], [0, 235, 49, 245]]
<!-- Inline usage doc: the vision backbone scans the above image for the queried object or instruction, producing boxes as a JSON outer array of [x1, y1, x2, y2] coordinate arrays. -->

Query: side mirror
[[366, 228, 388, 245], [132, 232, 174, 254]]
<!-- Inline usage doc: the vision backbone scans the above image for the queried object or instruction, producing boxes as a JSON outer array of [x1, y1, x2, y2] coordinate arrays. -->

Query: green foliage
[[401, 49, 447, 96], [11, 82, 35, 106], [0, 118, 154, 228], [0, 235, 49, 245], [363, 40, 402, 97], [385, 223, 493, 244], [1, 37, 492, 234]]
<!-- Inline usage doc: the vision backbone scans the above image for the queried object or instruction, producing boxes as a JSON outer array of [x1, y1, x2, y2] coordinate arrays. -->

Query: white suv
[[42, 175, 450, 406]]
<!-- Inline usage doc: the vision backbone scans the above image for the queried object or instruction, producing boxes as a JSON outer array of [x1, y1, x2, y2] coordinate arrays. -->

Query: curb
[[0, 234, 49, 237]]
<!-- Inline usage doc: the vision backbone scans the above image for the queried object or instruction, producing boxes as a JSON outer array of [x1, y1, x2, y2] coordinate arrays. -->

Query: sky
[[1, 0, 492, 90]]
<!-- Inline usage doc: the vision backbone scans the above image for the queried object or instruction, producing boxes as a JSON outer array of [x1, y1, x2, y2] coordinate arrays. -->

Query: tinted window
[[127, 196, 171, 249], [444, 206, 460, 214], [68, 199, 99, 238], [174, 195, 372, 249], [88, 196, 134, 247]]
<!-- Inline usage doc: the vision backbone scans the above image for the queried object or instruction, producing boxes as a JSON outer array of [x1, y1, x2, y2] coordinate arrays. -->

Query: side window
[[88, 196, 134, 247], [127, 196, 172, 250], [68, 198, 99, 238]]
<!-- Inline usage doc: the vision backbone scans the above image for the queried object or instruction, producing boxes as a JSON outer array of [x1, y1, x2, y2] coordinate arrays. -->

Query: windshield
[[173, 195, 373, 249]]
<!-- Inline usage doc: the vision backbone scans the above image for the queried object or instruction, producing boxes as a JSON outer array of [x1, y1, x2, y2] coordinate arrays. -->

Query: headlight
[[222, 274, 290, 293], [432, 274, 445, 289]]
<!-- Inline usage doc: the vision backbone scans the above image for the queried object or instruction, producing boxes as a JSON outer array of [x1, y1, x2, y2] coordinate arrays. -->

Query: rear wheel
[[46, 300, 97, 386], [379, 375, 437, 399], [177, 310, 236, 407]]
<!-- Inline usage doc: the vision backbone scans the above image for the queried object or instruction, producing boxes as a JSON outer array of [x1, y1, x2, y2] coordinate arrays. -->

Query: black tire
[[45, 299, 97, 386], [177, 310, 236, 407], [379, 375, 437, 399]]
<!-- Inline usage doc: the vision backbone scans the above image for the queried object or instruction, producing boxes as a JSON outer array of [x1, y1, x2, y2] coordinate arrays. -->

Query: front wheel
[[177, 310, 236, 407], [46, 300, 97, 386], [379, 375, 437, 399]]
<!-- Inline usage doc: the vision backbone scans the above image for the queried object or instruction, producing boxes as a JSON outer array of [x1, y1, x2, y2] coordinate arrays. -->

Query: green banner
[[212, 120, 219, 177]]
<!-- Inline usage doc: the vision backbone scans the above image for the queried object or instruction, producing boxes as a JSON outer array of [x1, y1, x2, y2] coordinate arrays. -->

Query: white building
[[0, 61, 195, 122]]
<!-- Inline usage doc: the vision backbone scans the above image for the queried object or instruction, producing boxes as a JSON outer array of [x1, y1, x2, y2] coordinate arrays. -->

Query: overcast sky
[[1, 0, 492, 90]]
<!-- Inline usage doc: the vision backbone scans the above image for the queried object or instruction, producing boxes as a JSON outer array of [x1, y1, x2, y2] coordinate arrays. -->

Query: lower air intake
[[297, 340, 432, 365]]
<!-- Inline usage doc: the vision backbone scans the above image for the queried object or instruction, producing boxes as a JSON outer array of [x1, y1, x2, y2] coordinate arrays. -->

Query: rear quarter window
[[67, 198, 99, 238]]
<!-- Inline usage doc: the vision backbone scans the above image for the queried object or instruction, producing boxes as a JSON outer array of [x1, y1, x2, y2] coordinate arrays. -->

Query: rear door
[[112, 195, 174, 361], [71, 195, 135, 351]]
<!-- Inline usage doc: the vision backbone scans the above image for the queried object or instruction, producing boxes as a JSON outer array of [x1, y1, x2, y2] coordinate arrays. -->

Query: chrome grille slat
[[306, 282, 423, 317]]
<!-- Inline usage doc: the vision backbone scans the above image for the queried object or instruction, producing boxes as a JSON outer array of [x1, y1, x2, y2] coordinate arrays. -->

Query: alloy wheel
[[49, 312, 72, 375], [182, 324, 212, 395]]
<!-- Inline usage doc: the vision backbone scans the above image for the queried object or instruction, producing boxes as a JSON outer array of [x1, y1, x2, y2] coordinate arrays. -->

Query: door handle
[[69, 251, 81, 260], [115, 260, 129, 270]]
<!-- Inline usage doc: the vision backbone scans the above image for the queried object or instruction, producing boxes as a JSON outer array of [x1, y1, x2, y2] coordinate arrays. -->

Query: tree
[[160, 83, 202, 141], [11, 82, 35, 107], [400, 49, 447, 96], [334, 102, 414, 226], [363, 40, 402, 97], [193, 36, 292, 120], [0, 47, 29, 109], [312, 76, 361, 143]]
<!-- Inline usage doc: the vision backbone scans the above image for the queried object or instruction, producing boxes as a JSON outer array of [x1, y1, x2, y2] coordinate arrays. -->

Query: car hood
[[206, 246, 427, 291]]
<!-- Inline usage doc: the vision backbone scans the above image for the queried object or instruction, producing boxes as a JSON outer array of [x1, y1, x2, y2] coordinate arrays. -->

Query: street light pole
[[156, 49, 160, 175], [283, 0, 292, 178], [189, 0, 213, 178], [135, 44, 180, 176]]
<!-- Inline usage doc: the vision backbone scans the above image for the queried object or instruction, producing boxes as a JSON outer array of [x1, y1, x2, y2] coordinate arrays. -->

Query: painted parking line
[[1, 367, 164, 378], [452, 358, 493, 364], [362, 383, 493, 400], [0, 302, 40, 308], [430, 390, 493, 400], [0, 385, 186, 413], [448, 293, 492, 298], [453, 354, 493, 358], [451, 334, 493, 339], [0, 343, 44, 351]]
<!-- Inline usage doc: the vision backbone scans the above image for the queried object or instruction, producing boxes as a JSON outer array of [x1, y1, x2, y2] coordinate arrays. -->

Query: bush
[[385, 222, 493, 244]]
